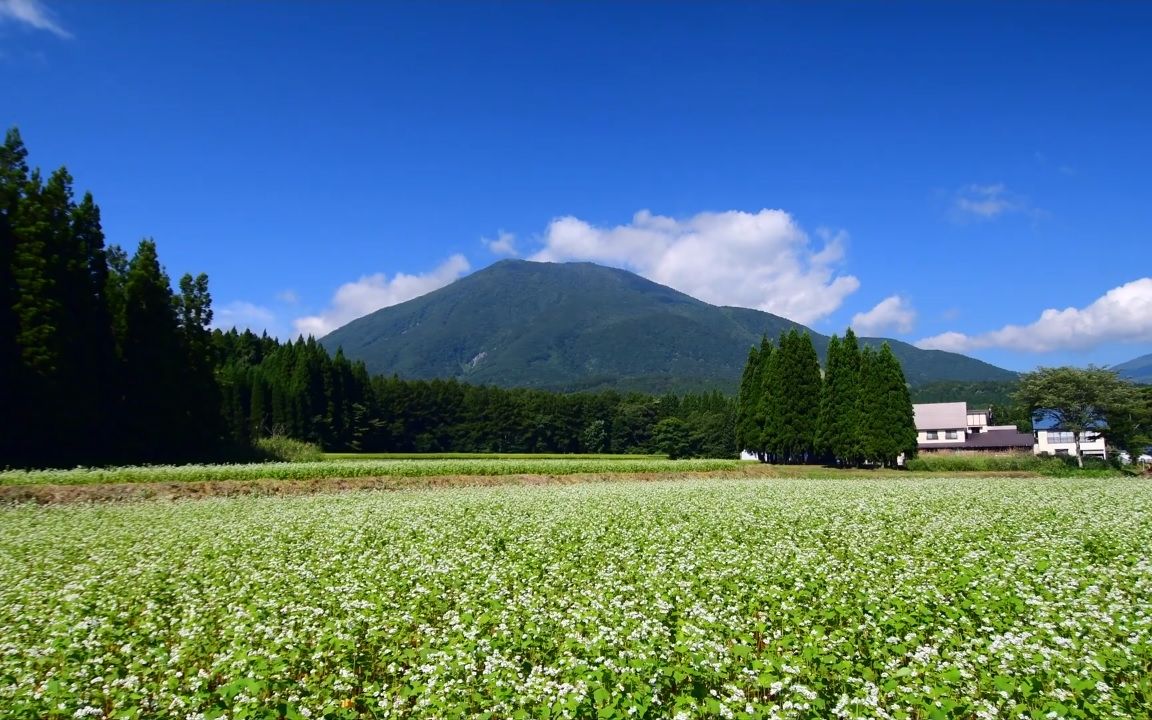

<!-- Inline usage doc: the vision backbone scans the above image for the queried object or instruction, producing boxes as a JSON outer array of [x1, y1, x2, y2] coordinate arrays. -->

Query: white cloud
[[213, 301, 277, 334], [276, 289, 300, 304], [529, 209, 860, 323], [483, 230, 518, 257], [0, 0, 71, 38], [953, 183, 1018, 219], [850, 295, 916, 336], [916, 278, 1152, 353], [294, 254, 470, 338]]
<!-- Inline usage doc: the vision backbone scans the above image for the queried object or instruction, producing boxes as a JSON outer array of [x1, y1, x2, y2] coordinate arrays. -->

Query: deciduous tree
[[1015, 366, 1139, 468]]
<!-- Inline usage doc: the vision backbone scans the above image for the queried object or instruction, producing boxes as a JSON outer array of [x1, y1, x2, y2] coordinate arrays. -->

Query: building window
[[926, 431, 938, 440], [945, 430, 958, 440], [1048, 431, 1074, 444]]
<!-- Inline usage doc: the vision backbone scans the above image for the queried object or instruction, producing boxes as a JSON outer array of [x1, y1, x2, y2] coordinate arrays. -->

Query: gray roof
[[913, 402, 967, 431]]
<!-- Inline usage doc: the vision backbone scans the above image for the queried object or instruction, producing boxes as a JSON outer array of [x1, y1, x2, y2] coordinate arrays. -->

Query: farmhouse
[[1032, 417, 1108, 459], [912, 402, 1035, 453]]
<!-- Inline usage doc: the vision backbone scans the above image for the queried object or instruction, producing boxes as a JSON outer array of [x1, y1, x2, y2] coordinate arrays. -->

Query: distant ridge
[[320, 259, 1018, 394], [1112, 352, 1152, 384]]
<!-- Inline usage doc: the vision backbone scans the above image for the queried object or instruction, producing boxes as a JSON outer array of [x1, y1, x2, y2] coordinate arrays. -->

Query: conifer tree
[[63, 191, 118, 462], [858, 345, 880, 462], [734, 342, 762, 454], [761, 337, 786, 463], [816, 330, 865, 465], [859, 342, 918, 467], [750, 336, 773, 460], [177, 272, 224, 456], [120, 239, 185, 462], [0, 129, 29, 463], [814, 334, 840, 462], [10, 167, 82, 463], [766, 330, 822, 463]]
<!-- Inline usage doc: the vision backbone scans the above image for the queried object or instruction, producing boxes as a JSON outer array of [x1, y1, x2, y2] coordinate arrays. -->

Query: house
[[1032, 416, 1108, 459], [913, 402, 1035, 453]]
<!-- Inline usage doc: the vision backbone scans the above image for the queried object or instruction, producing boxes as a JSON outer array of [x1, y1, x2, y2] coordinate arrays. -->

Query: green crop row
[[1, 477, 1150, 718], [0, 457, 739, 486]]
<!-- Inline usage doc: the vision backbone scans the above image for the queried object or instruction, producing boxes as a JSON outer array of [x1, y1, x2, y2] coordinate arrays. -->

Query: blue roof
[[1032, 413, 1107, 431]]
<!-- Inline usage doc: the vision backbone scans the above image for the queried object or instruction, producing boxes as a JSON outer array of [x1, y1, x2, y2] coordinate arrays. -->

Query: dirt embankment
[[0, 465, 1050, 505]]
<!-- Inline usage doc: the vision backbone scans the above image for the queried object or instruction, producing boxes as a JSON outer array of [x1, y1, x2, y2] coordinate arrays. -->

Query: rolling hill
[[1112, 352, 1152, 384], [320, 259, 1017, 394]]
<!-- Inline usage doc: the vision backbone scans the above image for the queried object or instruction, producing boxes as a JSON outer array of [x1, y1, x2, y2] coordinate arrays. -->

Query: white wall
[[918, 427, 967, 445], [1034, 430, 1107, 458]]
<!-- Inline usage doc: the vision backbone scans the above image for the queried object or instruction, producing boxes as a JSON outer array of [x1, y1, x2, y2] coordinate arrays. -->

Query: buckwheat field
[[1, 477, 1149, 719]]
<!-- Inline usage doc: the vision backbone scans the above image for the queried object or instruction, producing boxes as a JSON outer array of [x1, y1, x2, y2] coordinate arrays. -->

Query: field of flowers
[[1, 477, 1149, 719], [0, 457, 739, 486]]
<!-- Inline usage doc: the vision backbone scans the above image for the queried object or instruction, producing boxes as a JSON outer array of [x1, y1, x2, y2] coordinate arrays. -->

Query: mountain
[[1112, 353, 1152, 384], [320, 260, 1017, 394]]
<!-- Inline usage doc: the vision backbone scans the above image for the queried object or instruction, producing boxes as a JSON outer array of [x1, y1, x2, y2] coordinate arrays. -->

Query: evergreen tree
[[860, 342, 918, 467], [814, 335, 840, 462], [63, 191, 117, 462], [750, 337, 773, 460], [816, 330, 865, 466], [177, 272, 224, 456], [765, 330, 823, 463], [10, 167, 86, 463], [120, 239, 185, 462], [0, 129, 30, 463], [734, 342, 762, 454]]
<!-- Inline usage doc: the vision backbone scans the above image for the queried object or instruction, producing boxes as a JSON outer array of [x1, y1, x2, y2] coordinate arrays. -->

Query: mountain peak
[[320, 260, 1016, 394]]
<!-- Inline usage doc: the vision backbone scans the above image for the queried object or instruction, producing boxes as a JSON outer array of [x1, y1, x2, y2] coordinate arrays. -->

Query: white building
[[912, 402, 1035, 452], [1033, 427, 1107, 459], [914, 402, 968, 447]]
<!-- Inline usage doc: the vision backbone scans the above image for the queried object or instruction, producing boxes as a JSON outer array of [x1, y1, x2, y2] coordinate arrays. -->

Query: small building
[[1032, 417, 1107, 459], [913, 402, 1034, 453]]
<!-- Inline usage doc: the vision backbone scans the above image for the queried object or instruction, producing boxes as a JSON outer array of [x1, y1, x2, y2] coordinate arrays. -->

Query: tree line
[[1, 129, 222, 467], [735, 328, 918, 467], [214, 329, 735, 458], [1, 128, 735, 468]]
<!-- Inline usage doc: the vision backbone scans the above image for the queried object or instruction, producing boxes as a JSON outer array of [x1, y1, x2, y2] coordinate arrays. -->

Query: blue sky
[[3, 1, 1150, 372]]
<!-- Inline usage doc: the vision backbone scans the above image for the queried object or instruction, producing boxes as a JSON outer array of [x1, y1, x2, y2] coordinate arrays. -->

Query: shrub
[[253, 435, 323, 463], [904, 453, 1119, 476]]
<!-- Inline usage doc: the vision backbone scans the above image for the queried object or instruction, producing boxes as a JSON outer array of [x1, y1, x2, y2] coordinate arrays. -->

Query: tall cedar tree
[[763, 330, 823, 463], [2, 133, 118, 466], [858, 342, 918, 467], [69, 193, 118, 461], [12, 168, 116, 465], [10, 168, 65, 462], [761, 338, 785, 463], [734, 341, 762, 454], [750, 336, 773, 460], [120, 239, 188, 462], [0, 129, 29, 463], [816, 329, 865, 466], [176, 272, 224, 457]]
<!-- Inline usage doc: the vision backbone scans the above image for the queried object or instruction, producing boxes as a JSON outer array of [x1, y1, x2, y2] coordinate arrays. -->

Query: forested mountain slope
[[321, 260, 1017, 394], [1112, 352, 1152, 384]]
